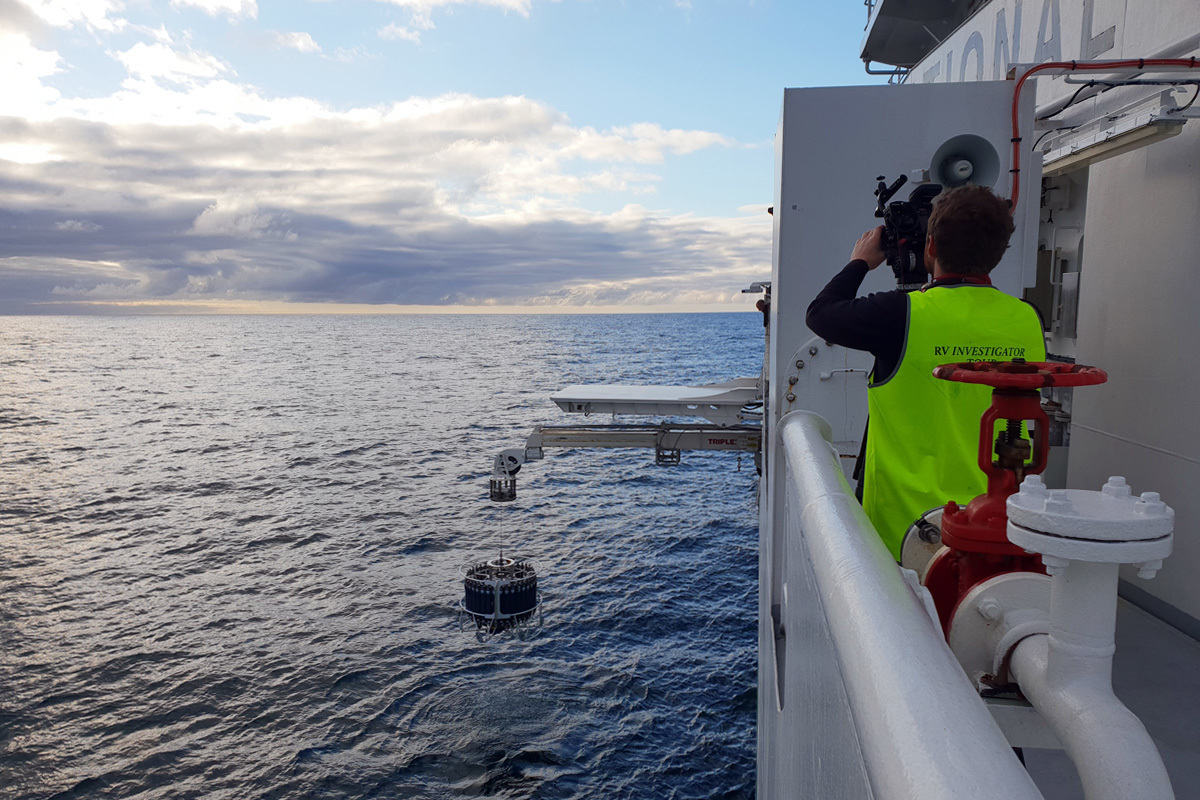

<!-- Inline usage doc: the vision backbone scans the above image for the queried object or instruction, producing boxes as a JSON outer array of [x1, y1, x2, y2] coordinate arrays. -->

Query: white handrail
[[779, 410, 1044, 800]]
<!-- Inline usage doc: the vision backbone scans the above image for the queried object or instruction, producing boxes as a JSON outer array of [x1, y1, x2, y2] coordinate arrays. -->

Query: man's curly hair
[[926, 184, 1015, 276]]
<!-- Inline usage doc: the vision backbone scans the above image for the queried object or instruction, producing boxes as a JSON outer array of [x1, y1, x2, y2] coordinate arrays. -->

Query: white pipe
[[1150, 31, 1200, 60], [1008, 560, 1173, 800], [779, 411, 1044, 800]]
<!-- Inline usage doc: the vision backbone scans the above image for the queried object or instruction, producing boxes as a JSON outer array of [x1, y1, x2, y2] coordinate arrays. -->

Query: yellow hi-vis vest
[[863, 284, 1046, 559]]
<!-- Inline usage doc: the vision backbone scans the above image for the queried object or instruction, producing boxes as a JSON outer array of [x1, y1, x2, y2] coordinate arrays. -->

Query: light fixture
[[1041, 87, 1198, 176]]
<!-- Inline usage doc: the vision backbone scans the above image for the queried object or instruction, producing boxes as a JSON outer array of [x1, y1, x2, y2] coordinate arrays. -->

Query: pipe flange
[[1007, 475, 1174, 564], [948, 572, 1052, 688], [1007, 475, 1174, 542], [1007, 523, 1173, 565]]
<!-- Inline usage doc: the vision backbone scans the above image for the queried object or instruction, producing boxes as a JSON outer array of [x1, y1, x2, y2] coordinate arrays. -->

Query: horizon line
[[3, 300, 764, 316]]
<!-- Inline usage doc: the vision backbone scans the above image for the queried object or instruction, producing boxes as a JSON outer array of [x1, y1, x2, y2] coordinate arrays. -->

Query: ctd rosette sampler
[[458, 555, 542, 640]]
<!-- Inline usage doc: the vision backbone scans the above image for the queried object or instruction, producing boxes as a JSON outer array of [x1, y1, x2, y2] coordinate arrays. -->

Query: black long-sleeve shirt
[[805, 260, 908, 383], [804, 260, 1018, 382]]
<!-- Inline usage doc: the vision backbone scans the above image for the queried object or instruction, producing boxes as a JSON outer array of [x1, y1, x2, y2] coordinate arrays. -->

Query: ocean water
[[0, 313, 760, 800]]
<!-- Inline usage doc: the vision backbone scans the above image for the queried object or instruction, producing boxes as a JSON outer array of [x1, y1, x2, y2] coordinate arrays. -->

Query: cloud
[[269, 30, 320, 53], [378, 21, 424, 43], [115, 41, 228, 82], [565, 123, 734, 163], [0, 30, 62, 117], [188, 196, 295, 239], [170, 0, 257, 19], [382, 0, 533, 16], [55, 219, 102, 231], [14, 0, 125, 32], [0, 0, 40, 34], [0, 28, 766, 313], [378, 0, 533, 42]]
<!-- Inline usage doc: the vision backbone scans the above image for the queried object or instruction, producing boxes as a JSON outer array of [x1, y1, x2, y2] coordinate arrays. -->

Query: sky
[[0, 0, 884, 314]]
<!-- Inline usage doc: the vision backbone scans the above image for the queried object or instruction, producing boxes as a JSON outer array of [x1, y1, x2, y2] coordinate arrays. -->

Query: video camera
[[873, 175, 943, 289]]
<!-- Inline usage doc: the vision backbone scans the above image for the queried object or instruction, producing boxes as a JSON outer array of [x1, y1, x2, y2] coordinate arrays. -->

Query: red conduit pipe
[[1009, 57, 1200, 211]]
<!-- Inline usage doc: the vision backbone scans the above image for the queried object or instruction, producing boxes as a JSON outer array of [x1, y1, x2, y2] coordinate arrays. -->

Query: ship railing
[[774, 410, 1044, 799]]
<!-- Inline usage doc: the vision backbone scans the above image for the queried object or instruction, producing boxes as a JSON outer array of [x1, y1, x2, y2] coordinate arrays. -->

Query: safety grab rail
[[778, 410, 1044, 800]]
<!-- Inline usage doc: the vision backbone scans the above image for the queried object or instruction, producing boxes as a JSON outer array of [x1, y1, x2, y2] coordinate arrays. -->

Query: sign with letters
[[908, 0, 1126, 105]]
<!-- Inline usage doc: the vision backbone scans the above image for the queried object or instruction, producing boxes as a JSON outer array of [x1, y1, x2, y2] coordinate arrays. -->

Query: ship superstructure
[[757, 1, 1200, 797]]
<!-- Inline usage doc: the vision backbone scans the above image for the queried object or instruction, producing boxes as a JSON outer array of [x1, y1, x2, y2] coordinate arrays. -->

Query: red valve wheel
[[932, 360, 1107, 389]]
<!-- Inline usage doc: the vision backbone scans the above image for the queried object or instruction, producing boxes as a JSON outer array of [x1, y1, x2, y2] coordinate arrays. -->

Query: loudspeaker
[[930, 134, 1001, 188]]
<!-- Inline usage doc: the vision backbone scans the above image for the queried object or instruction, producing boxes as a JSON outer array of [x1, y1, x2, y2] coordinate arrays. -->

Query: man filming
[[806, 184, 1046, 560]]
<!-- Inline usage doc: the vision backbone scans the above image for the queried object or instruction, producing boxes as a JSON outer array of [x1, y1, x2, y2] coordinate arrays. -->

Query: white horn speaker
[[930, 134, 1000, 188]]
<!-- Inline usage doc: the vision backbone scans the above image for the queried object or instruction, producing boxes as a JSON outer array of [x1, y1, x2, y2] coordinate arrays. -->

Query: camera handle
[[874, 174, 908, 218]]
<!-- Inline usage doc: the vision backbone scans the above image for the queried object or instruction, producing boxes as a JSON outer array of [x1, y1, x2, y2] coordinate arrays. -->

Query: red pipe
[[1009, 57, 1200, 211]]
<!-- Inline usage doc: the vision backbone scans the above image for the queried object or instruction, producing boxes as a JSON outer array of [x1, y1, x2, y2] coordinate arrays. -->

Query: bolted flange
[[1007, 475, 1174, 565], [948, 571, 1052, 687]]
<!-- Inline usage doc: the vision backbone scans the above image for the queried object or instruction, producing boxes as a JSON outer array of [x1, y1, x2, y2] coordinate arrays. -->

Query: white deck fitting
[[550, 378, 758, 427]]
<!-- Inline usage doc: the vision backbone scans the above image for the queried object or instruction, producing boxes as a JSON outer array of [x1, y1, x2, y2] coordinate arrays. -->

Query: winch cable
[[1009, 57, 1200, 212]]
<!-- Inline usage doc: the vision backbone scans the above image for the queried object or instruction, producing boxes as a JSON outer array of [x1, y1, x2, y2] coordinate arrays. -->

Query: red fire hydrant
[[922, 359, 1107, 633]]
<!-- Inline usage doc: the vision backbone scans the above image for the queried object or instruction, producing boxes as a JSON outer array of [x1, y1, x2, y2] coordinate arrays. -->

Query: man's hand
[[851, 226, 887, 270]]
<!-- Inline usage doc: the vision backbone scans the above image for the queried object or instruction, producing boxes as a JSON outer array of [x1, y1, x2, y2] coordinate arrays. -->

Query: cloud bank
[[0, 2, 768, 313]]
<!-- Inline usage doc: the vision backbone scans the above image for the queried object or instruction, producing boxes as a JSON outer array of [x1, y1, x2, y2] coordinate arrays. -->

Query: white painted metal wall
[[765, 80, 1037, 542]]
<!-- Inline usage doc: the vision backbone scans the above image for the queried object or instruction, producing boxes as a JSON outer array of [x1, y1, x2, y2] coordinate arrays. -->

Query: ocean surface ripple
[[0, 314, 759, 799]]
